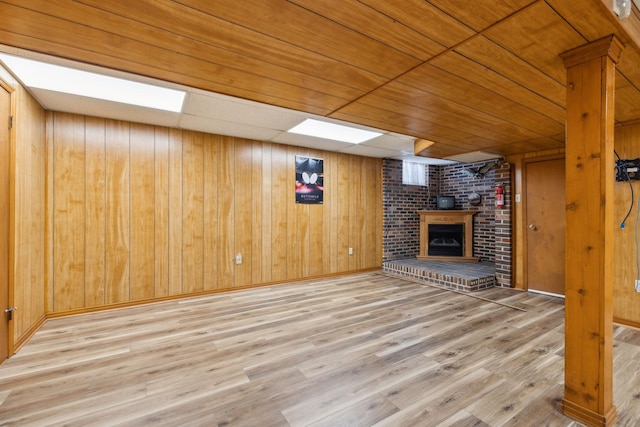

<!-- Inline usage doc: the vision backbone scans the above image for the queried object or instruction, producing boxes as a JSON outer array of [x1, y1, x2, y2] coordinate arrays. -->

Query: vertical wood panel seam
[[168, 129, 172, 296], [250, 142, 252, 285], [102, 122, 106, 306], [270, 145, 274, 281], [233, 138, 236, 286], [202, 134, 205, 290], [51, 113, 55, 313], [83, 117, 86, 308], [216, 136, 220, 288], [269, 145, 273, 282], [167, 130, 170, 295], [153, 128, 156, 298], [180, 130, 182, 294], [153, 127, 157, 298], [128, 124, 131, 301]]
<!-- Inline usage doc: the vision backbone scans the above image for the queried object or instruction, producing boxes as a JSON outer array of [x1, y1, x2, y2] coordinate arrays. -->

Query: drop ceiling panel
[[179, 114, 282, 141], [271, 132, 352, 152], [30, 88, 181, 128], [337, 144, 401, 158], [360, 133, 415, 153], [183, 92, 306, 130]]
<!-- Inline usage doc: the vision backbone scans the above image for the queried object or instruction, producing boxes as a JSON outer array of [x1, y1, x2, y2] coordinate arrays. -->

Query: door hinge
[[9, 115, 13, 129]]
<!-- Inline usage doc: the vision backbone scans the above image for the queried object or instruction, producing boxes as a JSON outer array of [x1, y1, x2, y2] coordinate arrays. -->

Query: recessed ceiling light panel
[[0, 54, 186, 112], [288, 118, 382, 144]]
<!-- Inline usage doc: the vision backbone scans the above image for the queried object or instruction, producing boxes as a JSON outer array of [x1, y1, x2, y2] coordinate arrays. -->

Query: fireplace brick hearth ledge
[[382, 259, 495, 292], [418, 210, 478, 262]]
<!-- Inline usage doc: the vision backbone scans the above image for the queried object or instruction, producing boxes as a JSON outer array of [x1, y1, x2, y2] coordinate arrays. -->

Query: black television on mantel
[[436, 195, 455, 210]]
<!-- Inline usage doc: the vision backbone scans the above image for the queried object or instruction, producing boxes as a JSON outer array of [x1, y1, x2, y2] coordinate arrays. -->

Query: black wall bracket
[[616, 158, 640, 182]]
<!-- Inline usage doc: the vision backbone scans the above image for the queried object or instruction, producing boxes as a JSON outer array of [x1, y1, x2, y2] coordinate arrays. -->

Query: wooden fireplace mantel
[[417, 210, 478, 262]]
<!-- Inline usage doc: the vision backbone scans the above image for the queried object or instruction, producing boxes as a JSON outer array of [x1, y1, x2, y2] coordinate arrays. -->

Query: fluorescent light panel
[[288, 118, 382, 144], [0, 54, 186, 112]]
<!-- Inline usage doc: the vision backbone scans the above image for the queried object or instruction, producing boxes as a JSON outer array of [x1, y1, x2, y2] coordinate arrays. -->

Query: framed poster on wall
[[295, 155, 323, 204]]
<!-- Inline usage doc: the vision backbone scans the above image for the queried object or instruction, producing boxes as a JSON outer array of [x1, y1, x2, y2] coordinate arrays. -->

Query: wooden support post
[[560, 35, 623, 427]]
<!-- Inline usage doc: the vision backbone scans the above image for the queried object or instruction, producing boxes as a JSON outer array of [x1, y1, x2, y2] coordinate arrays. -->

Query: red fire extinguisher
[[495, 185, 505, 209]]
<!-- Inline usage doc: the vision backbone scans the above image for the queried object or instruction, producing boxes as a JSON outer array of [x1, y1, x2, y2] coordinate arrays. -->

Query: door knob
[[528, 224, 537, 230]]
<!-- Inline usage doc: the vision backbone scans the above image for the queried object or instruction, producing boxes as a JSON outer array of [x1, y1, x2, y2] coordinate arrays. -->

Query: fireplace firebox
[[428, 224, 464, 256]]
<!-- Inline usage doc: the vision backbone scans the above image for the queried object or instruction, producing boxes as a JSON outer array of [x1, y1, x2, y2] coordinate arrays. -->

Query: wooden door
[[525, 158, 565, 296], [0, 84, 10, 361]]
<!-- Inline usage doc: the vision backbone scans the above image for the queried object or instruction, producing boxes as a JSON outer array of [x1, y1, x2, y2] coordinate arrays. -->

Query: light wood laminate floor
[[1, 272, 640, 426]]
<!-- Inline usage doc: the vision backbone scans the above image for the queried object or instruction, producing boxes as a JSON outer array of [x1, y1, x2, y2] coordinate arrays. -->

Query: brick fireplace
[[382, 158, 512, 287]]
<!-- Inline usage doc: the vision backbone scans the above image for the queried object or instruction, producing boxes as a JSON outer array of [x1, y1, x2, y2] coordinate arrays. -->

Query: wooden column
[[560, 35, 623, 427]]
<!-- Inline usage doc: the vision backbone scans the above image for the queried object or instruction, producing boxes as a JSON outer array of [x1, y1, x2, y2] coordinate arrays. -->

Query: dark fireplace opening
[[428, 223, 464, 257]]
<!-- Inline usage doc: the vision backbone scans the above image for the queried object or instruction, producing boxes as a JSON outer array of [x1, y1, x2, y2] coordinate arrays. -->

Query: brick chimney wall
[[382, 159, 438, 261]]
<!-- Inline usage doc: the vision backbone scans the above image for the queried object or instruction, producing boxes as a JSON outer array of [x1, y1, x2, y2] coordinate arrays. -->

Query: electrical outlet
[[235, 253, 242, 265], [635, 280, 640, 293], [349, 247, 353, 255]]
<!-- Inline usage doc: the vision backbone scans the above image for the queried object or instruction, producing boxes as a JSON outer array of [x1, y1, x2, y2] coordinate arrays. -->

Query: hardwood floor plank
[[499, 384, 579, 427], [306, 392, 399, 427], [374, 368, 504, 426], [438, 410, 491, 427], [612, 339, 640, 427], [2, 382, 147, 426], [465, 376, 561, 425], [1, 272, 639, 426]]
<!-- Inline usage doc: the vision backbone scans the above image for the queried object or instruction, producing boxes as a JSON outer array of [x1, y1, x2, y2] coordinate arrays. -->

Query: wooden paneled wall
[[510, 138, 640, 326], [613, 123, 640, 326], [46, 112, 382, 314], [0, 66, 47, 351]]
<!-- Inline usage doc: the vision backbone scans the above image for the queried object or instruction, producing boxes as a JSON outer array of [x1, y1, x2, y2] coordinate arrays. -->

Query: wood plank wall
[[0, 66, 47, 351], [613, 123, 640, 326], [510, 137, 640, 326], [46, 112, 382, 315]]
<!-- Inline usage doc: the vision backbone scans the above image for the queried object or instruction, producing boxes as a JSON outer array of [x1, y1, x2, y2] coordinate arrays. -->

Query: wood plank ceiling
[[2, 0, 640, 159]]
